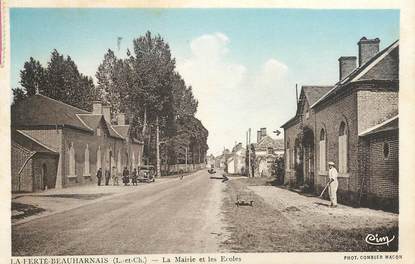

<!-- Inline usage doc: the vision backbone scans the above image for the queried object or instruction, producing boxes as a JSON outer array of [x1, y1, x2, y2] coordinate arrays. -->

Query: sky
[[10, 8, 399, 156]]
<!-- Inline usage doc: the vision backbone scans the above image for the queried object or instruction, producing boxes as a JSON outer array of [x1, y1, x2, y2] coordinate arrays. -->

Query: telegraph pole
[[248, 128, 252, 178]]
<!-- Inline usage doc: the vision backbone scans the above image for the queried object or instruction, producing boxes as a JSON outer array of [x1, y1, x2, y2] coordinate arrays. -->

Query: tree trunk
[[156, 115, 161, 177]]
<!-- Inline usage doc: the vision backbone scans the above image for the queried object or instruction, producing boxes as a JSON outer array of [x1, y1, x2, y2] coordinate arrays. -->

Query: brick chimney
[[102, 105, 111, 123], [257, 130, 262, 143], [117, 113, 126, 125], [260, 127, 267, 138], [338, 56, 357, 81], [92, 101, 102, 115], [358, 37, 380, 66]]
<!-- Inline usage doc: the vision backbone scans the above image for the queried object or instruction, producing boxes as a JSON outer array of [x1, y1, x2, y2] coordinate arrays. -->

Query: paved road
[[12, 170, 227, 256]]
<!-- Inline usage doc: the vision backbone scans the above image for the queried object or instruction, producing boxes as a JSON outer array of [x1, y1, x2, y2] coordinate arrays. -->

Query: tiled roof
[[112, 125, 130, 138], [12, 94, 91, 131], [303, 86, 333, 106], [311, 39, 399, 108], [77, 114, 103, 130], [12, 129, 58, 153], [256, 136, 284, 150], [11, 94, 125, 139]]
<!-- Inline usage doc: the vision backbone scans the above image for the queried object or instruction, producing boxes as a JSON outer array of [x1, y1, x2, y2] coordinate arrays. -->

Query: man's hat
[[328, 161, 335, 166]]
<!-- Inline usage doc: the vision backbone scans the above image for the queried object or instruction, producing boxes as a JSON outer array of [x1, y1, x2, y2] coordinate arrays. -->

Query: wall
[[314, 89, 359, 203], [357, 89, 398, 134], [32, 153, 58, 191], [283, 121, 300, 184], [11, 143, 33, 192], [366, 131, 399, 211]]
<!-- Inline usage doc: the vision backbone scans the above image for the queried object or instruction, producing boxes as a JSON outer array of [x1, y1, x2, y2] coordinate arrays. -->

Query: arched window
[[69, 142, 76, 177], [96, 146, 101, 171], [285, 139, 290, 171], [319, 128, 326, 173], [383, 142, 390, 159], [84, 144, 90, 176], [132, 151, 136, 170], [338, 121, 348, 173], [117, 150, 122, 173]]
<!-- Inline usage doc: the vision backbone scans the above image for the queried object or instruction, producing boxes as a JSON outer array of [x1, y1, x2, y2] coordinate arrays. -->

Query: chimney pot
[[261, 127, 267, 137], [117, 113, 126, 126], [92, 101, 102, 115], [338, 56, 357, 81], [358, 37, 380, 66]]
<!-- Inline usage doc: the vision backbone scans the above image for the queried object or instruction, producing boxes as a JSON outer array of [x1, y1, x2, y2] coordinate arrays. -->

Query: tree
[[13, 49, 98, 111], [96, 49, 130, 116], [125, 31, 177, 177]]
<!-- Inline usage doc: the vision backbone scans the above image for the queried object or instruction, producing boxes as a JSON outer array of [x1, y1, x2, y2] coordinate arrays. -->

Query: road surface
[[12, 170, 227, 256]]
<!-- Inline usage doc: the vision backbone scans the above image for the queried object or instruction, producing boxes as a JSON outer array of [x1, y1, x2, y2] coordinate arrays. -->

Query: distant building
[[281, 37, 399, 211], [227, 143, 246, 175], [251, 128, 284, 177], [11, 94, 144, 192]]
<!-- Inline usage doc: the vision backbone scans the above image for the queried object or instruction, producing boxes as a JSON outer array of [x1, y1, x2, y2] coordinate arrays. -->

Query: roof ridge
[[310, 39, 399, 109], [35, 94, 90, 114]]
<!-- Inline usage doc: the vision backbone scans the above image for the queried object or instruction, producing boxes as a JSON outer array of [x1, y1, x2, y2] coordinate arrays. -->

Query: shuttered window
[[319, 129, 326, 173], [84, 144, 90, 176], [338, 122, 348, 174], [96, 146, 102, 172], [69, 142, 76, 177]]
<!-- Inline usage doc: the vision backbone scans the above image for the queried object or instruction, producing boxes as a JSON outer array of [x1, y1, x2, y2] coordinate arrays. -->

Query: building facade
[[11, 94, 144, 192], [281, 37, 399, 211], [252, 128, 284, 177]]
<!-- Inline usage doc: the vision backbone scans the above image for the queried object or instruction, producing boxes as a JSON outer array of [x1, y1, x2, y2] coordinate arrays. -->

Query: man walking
[[96, 168, 103, 186], [104, 168, 110, 186], [328, 161, 338, 208]]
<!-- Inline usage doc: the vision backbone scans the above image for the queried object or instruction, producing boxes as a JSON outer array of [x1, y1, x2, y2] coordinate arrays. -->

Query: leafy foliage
[[13, 50, 98, 111]]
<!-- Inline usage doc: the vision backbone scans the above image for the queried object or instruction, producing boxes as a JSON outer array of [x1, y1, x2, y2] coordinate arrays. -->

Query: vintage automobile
[[137, 165, 156, 183]]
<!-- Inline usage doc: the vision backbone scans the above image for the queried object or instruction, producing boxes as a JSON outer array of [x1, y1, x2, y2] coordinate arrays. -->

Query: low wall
[[161, 163, 206, 175]]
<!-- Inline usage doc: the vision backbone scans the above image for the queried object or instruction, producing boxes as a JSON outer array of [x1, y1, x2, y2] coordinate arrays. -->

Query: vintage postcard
[[1, 0, 414, 264]]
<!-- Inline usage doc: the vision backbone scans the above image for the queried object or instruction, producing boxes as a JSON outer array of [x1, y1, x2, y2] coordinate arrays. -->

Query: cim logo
[[365, 233, 395, 246]]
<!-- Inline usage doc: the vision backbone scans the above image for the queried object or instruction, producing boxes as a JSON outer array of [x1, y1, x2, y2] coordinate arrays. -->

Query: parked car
[[138, 165, 156, 183]]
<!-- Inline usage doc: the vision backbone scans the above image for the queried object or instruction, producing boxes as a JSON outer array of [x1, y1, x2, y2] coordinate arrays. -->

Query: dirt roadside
[[221, 177, 398, 252]]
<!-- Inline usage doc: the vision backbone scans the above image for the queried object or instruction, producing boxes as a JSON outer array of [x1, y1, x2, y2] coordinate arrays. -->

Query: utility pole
[[248, 128, 252, 178], [185, 146, 188, 172]]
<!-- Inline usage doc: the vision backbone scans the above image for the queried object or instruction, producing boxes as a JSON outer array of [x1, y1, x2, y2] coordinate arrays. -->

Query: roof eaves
[[359, 115, 399, 137], [16, 130, 59, 153], [351, 40, 399, 82], [75, 114, 93, 131], [311, 40, 399, 109]]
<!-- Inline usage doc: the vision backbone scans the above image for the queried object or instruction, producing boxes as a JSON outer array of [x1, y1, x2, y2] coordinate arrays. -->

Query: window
[[132, 151, 136, 170], [319, 129, 326, 173], [96, 146, 102, 170], [97, 128, 101, 136], [383, 142, 390, 159], [286, 140, 290, 171], [338, 121, 348, 174], [68, 142, 76, 177], [83, 144, 90, 176], [117, 150, 122, 173]]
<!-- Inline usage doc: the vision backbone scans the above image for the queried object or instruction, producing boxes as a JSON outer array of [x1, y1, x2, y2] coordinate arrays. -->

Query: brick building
[[227, 143, 246, 175], [11, 94, 144, 192], [281, 37, 399, 211], [252, 128, 284, 177]]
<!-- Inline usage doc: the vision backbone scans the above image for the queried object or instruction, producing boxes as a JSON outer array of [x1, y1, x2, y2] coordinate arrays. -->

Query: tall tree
[[126, 31, 176, 177], [13, 49, 98, 111], [96, 49, 130, 116]]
